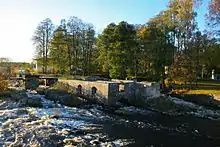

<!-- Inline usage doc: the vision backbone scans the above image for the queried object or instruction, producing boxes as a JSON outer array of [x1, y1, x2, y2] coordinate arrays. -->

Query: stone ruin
[[59, 79, 160, 105]]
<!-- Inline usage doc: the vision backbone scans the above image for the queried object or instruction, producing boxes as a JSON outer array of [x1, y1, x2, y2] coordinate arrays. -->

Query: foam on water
[[0, 90, 219, 146], [168, 96, 220, 119], [0, 91, 133, 146]]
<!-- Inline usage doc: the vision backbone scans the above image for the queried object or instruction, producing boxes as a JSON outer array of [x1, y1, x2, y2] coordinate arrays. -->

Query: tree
[[59, 16, 97, 75], [81, 23, 96, 75], [169, 52, 196, 86], [66, 16, 82, 72], [44, 17, 96, 75], [96, 23, 116, 75], [206, 0, 220, 36], [49, 26, 69, 74], [137, 11, 175, 82], [32, 18, 54, 73], [199, 37, 220, 77], [0, 57, 11, 78], [29, 0, 217, 84], [162, 0, 201, 87], [96, 21, 137, 79], [0, 57, 10, 63], [0, 73, 8, 92]]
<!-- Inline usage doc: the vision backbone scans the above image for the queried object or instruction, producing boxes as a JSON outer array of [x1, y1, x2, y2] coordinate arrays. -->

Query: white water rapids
[[0, 90, 220, 146]]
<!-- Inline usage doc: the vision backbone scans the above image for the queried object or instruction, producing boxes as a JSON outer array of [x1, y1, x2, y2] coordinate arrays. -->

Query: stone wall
[[117, 82, 160, 101], [59, 80, 112, 104], [59, 79, 160, 105], [140, 82, 161, 98]]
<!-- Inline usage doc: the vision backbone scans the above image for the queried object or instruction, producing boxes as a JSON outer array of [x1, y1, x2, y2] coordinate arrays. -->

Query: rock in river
[[45, 89, 84, 107]]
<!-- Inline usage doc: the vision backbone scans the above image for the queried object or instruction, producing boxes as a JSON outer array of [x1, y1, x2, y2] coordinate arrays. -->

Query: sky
[[0, 0, 209, 63]]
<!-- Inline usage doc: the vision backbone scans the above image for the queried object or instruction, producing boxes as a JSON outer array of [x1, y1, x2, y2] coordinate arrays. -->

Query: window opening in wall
[[77, 84, 82, 94], [92, 86, 97, 95]]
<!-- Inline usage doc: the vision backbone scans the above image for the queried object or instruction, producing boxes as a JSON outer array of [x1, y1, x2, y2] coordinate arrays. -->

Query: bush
[[52, 82, 75, 93], [0, 74, 8, 92], [168, 53, 196, 84]]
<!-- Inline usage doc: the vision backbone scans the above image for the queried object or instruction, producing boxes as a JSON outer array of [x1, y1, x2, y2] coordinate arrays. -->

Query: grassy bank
[[170, 79, 220, 94], [186, 90, 220, 95], [169, 79, 220, 109], [58, 75, 90, 80], [186, 80, 220, 101]]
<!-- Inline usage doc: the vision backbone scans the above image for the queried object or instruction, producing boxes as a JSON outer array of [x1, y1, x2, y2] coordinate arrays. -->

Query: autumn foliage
[[168, 53, 196, 84], [0, 73, 8, 92]]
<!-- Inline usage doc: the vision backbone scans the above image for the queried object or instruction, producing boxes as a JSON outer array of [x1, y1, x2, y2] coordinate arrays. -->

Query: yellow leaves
[[171, 0, 193, 21], [0, 74, 8, 92], [169, 0, 201, 10], [168, 0, 198, 21], [137, 26, 150, 39]]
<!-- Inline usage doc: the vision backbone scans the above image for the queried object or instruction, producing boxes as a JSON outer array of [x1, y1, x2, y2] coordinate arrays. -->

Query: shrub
[[0, 73, 8, 92], [52, 82, 76, 93], [168, 53, 196, 84]]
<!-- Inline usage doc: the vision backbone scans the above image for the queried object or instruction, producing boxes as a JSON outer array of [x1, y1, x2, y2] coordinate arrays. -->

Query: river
[[0, 91, 219, 147]]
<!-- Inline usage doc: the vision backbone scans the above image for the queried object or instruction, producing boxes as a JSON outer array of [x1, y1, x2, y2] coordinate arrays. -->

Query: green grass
[[58, 75, 73, 80], [170, 79, 220, 101], [186, 90, 220, 95], [170, 79, 220, 90], [196, 79, 220, 86], [58, 75, 89, 80]]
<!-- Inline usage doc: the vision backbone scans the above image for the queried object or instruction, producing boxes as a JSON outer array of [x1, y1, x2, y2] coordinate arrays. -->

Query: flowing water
[[0, 91, 220, 147]]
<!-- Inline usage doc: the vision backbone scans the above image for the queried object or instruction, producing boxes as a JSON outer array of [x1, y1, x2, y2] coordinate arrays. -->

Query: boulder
[[25, 97, 43, 107], [45, 89, 84, 106], [45, 89, 66, 101], [10, 90, 28, 102], [36, 87, 46, 95]]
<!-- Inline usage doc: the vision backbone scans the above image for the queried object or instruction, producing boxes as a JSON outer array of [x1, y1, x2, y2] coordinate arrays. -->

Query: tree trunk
[[195, 47, 199, 86], [42, 33, 45, 74], [45, 29, 49, 74], [65, 29, 71, 75]]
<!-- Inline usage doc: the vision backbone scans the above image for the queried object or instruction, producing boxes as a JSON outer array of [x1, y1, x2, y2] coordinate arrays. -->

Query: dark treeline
[[32, 0, 219, 83]]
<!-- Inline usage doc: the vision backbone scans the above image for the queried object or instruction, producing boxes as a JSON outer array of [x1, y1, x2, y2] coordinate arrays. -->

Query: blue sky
[[0, 0, 208, 62]]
